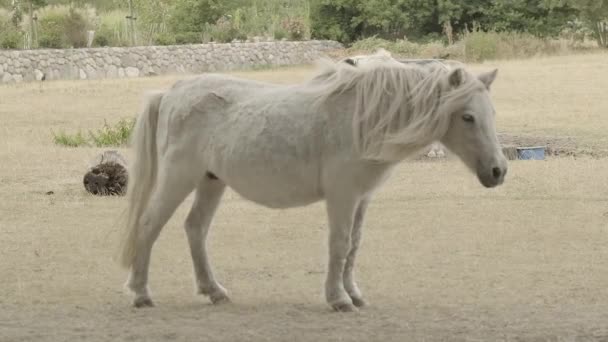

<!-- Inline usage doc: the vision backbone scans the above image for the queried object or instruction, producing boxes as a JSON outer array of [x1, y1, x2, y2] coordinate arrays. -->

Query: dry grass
[[1, 55, 608, 341], [471, 53, 608, 155]]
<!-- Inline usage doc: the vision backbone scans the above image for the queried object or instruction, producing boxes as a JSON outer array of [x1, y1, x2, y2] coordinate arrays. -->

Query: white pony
[[117, 50, 507, 312]]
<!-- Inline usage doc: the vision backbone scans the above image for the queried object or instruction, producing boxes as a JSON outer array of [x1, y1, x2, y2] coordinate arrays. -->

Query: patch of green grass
[[89, 118, 135, 147], [52, 118, 135, 148], [52, 130, 89, 147]]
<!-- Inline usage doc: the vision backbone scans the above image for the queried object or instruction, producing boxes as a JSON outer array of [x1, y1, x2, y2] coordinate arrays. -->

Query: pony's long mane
[[310, 55, 484, 161]]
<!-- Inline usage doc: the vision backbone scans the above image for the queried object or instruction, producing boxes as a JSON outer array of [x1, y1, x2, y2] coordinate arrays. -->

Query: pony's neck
[[351, 67, 447, 162]]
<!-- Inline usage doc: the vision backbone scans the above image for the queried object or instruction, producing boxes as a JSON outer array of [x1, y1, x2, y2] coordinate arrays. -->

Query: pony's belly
[[228, 179, 322, 209], [217, 161, 322, 208]]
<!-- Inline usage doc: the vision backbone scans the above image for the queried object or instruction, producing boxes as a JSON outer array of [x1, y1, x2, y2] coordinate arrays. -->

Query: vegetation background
[[1, 0, 607, 62]]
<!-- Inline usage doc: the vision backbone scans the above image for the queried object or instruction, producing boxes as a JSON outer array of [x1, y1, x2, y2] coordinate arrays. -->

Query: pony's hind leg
[[184, 176, 229, 304], [127, 165, 198, 308], [343, 198, 369, 307]]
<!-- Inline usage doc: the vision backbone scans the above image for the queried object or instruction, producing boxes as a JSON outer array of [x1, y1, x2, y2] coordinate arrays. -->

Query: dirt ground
[[2, 53, 608, 341]]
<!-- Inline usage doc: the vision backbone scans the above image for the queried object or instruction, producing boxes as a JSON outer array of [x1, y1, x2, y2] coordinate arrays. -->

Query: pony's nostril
[[492, 167, 502, 179]]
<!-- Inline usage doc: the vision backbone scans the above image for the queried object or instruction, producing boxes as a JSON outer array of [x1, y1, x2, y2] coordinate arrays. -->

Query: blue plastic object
[[517, 146, 545, 160]]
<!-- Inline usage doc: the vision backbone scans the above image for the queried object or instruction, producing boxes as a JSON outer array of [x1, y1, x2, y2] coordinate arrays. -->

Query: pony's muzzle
[[492, 166, 504, 180], [477, 161, 507, 188]]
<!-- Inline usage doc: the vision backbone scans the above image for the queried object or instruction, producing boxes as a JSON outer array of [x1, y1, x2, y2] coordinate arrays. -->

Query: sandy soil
[[1, 53, 608, 341]]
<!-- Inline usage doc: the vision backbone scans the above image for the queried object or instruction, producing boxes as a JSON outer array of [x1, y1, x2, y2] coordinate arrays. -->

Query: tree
[[449, 0, 578, 37], [310, 0, 579, 43], [311, 0, 437, 43], [20, 0, 47, 47], [567, 0, 608, 47], [167, 0, 242, 34], [310, 0, 364, 43]]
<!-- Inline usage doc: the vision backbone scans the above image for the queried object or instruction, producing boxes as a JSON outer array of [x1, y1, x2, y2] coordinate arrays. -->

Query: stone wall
[[0, 40, 343, 84]]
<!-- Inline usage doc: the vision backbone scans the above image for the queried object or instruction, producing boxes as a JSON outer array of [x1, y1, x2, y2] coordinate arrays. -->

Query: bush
[[175, 31, 201, 44], [52, 130, 88, 147], [273, 28, 287, 40], [153, 32, 176, 46], [92, 31, 110, 47], [36, 7, 92, 48], [349, 30, 577, 63], [52, 118, 135, 148], [463, 30, 498, 62], [207, 16, 246, 43], [89, 118, 135, 147], [38, 13, 65, 48], [167, 0, 228, 36], [0, 15, 23, 49], [0, 30, 22, 49], [311, 1, 363, 44], [64, 8, 89, 48], [462, 30, 565, 62], [350, 37, 423, 57], [95, 10, 130, 47], [281, 17, 307, 41], [0, 9, 23, 49]]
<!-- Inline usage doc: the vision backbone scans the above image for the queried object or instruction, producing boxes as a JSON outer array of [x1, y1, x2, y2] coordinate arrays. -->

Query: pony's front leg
[[343, 198, 369, 307], [325, 195, 359, 312]]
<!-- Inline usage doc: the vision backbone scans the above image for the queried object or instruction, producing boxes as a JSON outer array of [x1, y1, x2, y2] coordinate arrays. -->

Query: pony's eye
[[462, 114, 475, 123]]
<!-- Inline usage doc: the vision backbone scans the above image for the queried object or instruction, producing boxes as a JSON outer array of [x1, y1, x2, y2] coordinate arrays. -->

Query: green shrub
[[38, 35, 63, 49], [0, 30, 22, 49], [38, 12, 67, 48], [89, 118, 135, 147], [64, 8, 89, 48], [35, 6, 93, 49], [273, 28, 287, 40], [92, 31, 110, 47], [52, 130, 88, 147], [349, 30, 575, 63], [350, 37, 424, 57], [463, 30, 498, 62], [0, 11, 23, 49], [208, 16, 246, 43], [96, 10, 130, 47], [502, 32, 561, 58], [167, 0, 227, 36], [10, 7, 22, 27], [153, 32, 176, 45], [462, 30, 565, 62], [52, 118, 135, 148], [281, 17, 307, 41], [310, 1, 362, 44], [175, 31, 201, 44]]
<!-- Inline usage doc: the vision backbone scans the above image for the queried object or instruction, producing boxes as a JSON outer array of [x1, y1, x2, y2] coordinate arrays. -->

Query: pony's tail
[[116, 91, 164, 269]]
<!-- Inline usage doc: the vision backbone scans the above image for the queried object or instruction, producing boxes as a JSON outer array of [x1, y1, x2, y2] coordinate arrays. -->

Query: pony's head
[[311, 53, 508, 188], [438, 68, 507, 188]]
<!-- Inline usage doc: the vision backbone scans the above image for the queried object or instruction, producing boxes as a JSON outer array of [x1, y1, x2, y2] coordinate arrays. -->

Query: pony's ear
[[448, 68, 464, 87], [478, 69, 498, 90]]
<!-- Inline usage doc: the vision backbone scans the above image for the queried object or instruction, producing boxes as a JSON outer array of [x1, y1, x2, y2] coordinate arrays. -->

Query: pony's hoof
[[351, 296, 367, 308], [210, 293, 231, 305], [200, 285, 230, 304], [133, 296, 155, 308], [331, 302, 358, 312]]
